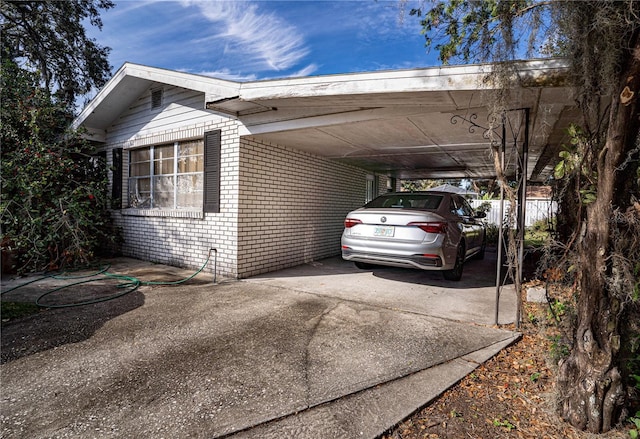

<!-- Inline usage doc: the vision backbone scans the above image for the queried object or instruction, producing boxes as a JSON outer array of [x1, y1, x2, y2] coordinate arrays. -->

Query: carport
[[207, 59, 574, 182], [207, 58, 577, 322]]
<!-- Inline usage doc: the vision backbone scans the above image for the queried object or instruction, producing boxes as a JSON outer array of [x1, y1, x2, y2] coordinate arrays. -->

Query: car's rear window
[[364, 194, 443, 210]]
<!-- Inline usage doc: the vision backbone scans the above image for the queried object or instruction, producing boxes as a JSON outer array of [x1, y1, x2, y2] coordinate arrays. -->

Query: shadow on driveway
[[1, 291, 145, 364], [1, 257, 212, 364], [1, 256, 519, 439], [367, 248, 509, 289]]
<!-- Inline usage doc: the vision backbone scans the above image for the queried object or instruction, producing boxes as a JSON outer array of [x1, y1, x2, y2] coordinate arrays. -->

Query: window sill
[[120, 208, 204, 219]]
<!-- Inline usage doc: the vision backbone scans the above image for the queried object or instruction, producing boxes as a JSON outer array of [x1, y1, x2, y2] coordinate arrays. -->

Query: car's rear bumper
[[341, 248, 451, 270]]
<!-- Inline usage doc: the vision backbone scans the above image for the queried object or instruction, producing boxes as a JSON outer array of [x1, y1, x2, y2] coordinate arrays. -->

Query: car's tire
[[474, 235, 487, 260], [443, 242, 465, 281], [354, 261, 373, 270]]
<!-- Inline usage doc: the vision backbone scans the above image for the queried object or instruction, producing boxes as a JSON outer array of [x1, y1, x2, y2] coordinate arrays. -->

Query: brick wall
[[110, 119, 240, 279], [105, 120, 384, 279], [237, 137, 372, 278]]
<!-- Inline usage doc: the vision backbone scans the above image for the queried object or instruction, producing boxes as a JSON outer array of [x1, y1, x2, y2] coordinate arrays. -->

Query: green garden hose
[[1, 249, 215, 309]]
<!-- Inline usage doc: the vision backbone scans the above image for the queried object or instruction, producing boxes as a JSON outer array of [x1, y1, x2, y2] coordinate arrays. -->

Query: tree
[[409, 0, 640, 433], [0, 0, 114, 109], [0, 0, 117, 272], [1, 60, 117, 273], [401, 178, 461, 191]]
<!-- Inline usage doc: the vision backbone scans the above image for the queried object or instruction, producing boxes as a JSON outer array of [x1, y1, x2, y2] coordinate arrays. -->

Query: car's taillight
[[408, 221, 447, 234], [344, 218, 362, 228]]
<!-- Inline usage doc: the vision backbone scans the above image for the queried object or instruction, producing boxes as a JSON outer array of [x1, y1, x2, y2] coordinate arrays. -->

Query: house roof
[[73, 63, 240, 139], [74, 59, 581, 182]]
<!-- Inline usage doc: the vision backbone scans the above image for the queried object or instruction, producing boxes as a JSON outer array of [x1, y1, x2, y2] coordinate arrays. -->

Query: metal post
[[209, 248, 218, 283], [494, 116, 506, 325], [515, 108, 529, 326]]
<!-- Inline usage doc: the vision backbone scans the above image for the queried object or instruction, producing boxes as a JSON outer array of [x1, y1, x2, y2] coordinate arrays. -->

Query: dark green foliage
[[0, 0, 114, 108], [1, 60, 117, 273], [410, 0, 541, 65]]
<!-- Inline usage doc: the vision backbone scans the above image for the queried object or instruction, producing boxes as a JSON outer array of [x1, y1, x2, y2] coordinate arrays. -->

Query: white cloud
[[191, 68, 258, 82], [182, 0, 309, 71], [289, 63, 319, 78]]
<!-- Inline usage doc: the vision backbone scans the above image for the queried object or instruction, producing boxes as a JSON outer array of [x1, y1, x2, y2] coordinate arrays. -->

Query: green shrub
[[1, 60, 118, 273]]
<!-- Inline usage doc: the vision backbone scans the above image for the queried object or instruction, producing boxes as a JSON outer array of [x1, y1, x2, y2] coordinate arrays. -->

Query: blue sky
[[89, 0, 441, 81]]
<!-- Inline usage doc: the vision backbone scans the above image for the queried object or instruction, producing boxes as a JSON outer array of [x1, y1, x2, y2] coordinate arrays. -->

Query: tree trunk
[[557, 38, 640, 432]]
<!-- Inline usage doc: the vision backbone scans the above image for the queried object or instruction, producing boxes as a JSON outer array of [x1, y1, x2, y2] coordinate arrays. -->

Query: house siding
[[98, 83, 377, 279], [236, 137, 373, 278], [109, 117, 239, 278], [105, 85, 225, 145], [100, 84, 241, 278]]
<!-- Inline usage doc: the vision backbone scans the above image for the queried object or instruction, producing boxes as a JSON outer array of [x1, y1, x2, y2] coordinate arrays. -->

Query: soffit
[[207, 65, 578, 181]]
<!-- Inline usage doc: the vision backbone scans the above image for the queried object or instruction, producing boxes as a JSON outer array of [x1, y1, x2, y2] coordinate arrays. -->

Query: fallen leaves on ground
[[382, 288, 629, 439]]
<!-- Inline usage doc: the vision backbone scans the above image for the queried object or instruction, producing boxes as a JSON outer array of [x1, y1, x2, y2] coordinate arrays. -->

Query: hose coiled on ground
[[1, 250, 214, 308]]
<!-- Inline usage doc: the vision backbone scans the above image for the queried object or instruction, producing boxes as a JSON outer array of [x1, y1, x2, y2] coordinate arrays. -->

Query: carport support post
[[515, 108, 530, 327], [494, 117, 506, 325]]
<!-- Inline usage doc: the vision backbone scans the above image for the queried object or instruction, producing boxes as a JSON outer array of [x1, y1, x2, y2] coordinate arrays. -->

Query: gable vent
[[151, 88, 163, 109]]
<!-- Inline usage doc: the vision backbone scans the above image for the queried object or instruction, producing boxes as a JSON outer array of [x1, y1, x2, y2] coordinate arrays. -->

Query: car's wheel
[[354, 261, 373, 270], [474, 235, 487, 260], [443, 242, 465, 281]]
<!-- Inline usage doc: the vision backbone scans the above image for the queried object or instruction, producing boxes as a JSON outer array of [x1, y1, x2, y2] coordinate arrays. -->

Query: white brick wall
[[110, 119, 241, 279], [100, 83, 384, 279], [236, 137, 372, 278]]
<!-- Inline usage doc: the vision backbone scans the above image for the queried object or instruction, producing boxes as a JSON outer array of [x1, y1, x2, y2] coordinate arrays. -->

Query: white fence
[[469, 199, 557, 227]]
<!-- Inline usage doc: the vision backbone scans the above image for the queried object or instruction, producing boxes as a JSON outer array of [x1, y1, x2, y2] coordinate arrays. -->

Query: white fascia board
[[124, 64, 240, 95], [72, 64, 129, 129], [237, 59, 569, 101]]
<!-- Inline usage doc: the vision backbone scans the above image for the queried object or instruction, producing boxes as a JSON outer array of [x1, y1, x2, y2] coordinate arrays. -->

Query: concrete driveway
[[248, 250, 516, 326], [1, 250, 518, 438]]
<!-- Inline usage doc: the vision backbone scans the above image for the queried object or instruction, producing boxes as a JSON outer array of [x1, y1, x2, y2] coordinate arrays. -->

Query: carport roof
[[75, 59, 580, 182]]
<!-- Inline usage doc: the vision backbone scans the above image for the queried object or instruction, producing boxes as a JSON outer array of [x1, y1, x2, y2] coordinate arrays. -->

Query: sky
[[88, 0, 442, 82]]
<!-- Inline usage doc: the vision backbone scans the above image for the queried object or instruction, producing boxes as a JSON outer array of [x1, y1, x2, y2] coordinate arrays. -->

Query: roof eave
[[73, 62, 242, 133]]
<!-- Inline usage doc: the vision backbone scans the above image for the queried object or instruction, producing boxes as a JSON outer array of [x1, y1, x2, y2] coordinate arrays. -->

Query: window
[[365, 174, 378, 203], [128, 140, 204, 209], [450, 195, 474, 217]]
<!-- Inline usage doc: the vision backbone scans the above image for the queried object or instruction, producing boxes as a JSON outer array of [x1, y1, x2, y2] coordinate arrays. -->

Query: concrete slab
[[1, 255, 518, 438], [227, 335, 520, 439], [247, 249, 516, 325], [527, 286, 548, 303]]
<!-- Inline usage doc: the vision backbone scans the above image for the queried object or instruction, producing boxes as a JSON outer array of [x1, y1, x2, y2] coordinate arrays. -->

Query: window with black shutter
[[112, 148, 123, 209], [203, 130, 221, 213], [127, 141, 204, 209]]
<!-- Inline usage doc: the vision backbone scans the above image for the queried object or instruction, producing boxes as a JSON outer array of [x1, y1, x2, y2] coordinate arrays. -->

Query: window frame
[[127, 140, 204, 210]]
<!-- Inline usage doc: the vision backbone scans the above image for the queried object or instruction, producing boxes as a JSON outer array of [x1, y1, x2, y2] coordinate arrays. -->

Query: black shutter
[[203, 130, 221, 213], [112, 148, 123, 209]]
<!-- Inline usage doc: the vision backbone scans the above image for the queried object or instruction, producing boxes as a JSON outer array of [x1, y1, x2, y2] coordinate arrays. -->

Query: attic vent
[[151, 88, 163, 109]]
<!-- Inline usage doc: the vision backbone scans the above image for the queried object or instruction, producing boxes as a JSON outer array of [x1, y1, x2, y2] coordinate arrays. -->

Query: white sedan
[[341, 191, 486, 281]]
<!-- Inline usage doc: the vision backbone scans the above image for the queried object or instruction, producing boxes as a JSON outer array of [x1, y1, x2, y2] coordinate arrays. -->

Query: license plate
[[374, 226, 395, 237]]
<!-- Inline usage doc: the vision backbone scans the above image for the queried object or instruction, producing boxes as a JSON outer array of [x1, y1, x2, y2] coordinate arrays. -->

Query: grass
[[524, 228, 549, 248], [1, 301, 41, 323]]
